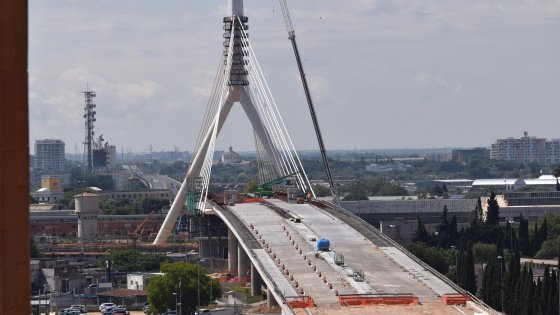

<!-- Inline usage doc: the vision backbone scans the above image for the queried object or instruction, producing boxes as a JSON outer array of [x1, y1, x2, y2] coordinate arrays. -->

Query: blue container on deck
[[316, 238, 330, 251]]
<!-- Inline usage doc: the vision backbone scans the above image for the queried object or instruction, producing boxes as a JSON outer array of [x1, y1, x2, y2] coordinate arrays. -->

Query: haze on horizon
[[29, 0, 560, 153]]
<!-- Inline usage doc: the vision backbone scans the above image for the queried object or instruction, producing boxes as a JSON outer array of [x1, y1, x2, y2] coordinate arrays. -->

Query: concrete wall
[[0, 1, 30, 314]]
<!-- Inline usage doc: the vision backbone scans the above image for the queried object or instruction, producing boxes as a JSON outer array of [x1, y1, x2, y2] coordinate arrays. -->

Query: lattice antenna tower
[[82, 86, 97, 174]]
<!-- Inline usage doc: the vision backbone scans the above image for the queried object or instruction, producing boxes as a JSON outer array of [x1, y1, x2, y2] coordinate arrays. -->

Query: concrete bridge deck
[[211, 199, 495, 314]]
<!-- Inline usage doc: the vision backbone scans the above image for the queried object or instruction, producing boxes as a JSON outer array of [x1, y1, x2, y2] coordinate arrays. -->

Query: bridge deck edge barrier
[[442, 294, 471, 305], [338, 294, 419, 306]]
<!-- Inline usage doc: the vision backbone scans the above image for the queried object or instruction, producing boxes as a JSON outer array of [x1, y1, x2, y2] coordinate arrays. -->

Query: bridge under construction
[[152, 0, 498, 314]]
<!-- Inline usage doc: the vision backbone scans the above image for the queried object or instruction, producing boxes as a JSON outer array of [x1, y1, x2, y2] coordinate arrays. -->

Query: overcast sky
[[29, 0, 560, 154]]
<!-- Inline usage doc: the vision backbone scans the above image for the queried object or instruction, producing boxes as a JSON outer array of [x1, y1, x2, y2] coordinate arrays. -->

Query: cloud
[[410, 72, 463, 94], [29, 0, 560, 150]]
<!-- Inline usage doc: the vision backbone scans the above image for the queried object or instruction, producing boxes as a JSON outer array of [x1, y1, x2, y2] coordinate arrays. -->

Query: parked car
[[59, 309, 80, 315], [111, 308, 128, 315], [70, 305, 86, 313], [99, 303, 116, 312], [195, 309, 210, 315], [160, 310, 176, 315], [102, 306, 117, 315], [117, 305, 130, 315]]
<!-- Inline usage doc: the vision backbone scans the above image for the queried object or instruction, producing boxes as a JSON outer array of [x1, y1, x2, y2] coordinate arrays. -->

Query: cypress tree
[[520, 215, 531, 256], [486, 191, 500, 226], [543, 265, 551, 315], [465, 246, 477, 294], [413, 215, 433, 246], [476, 197, 483, 222], [437, 206, 451, 248], [532, 221, 541, 257], [541, 216, 549, 246], [481, 252, 502, 310], [553, 166, 560, 192], [449, 215, 459, 247], [514, 265, 527, 314], [547, 269, 557, 315], [505, 247, 521, 314], [456, 248, 465, 285]]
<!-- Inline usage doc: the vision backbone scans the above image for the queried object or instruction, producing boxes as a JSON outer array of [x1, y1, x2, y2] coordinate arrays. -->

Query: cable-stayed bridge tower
[[154, 0, 314, 245]]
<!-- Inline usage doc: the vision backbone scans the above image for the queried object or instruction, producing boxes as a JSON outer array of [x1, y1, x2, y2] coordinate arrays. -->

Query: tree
[[475, 197, 483, 222], [464, 246, 477, 294], [30, 238, 40, 258], [553, 166, 560, 191], [413, 216, 434, 246], [486, 191, 500, 226], [148, 262, 221, 315], [100, 198, 133, 215], [406, 242, 450, 274], [312, 184, 331, 197], [342, 185, 368, 201], [244, 179, 256, 193], [136, 196, 170, 214], [481, 249, 503, 310], [519, 215, 531, 256], [455, 246, 476, 292], [535, 239, 558, 258], [102, 249, 168, 272], [472, 243, 496, 264]]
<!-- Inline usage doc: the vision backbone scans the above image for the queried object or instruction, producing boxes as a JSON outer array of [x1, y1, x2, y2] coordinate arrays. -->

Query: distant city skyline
[[29, 0, 560, 152]]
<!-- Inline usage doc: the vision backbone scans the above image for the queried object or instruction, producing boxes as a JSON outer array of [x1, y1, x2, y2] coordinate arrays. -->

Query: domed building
[[222, 146, 242, 164]]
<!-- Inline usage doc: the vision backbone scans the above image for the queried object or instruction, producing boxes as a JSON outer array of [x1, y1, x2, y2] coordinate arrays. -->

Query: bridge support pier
[[238, 245, 249, 282], [227, 229, 238, 273], [250, 263, 262, 296], [267, 287, 278, 307]]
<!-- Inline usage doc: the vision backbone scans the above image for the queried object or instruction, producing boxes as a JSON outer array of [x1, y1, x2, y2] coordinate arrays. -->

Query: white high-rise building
[[490, 132, 560, 165], [34, 139, 65, 171]]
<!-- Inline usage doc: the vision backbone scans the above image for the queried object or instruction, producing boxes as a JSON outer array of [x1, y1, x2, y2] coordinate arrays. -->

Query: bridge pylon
[[154, 0, 314, 245]]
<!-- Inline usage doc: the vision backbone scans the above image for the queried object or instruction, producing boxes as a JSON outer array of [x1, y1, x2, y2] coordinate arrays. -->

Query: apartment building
[[490, 132, 560, 165], [34, 139, 65, 171]]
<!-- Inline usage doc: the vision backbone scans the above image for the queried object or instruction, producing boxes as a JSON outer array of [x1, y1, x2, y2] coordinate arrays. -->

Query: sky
[[29, 0, 560, 154]]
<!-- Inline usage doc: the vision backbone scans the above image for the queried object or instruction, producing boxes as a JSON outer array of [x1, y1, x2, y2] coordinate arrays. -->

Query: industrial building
[[452, 147, 489, 163], [31, 175, 65, 203], [416, 179, 474, 192]]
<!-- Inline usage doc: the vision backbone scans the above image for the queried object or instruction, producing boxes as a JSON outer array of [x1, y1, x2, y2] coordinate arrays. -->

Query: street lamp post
[[173, 292, 177, 313], [498, 255, 504, 312]]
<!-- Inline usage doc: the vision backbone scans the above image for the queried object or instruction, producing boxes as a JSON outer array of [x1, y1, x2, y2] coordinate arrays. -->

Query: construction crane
[[128, 211, 154, 244], [278, 0, 340, 205]]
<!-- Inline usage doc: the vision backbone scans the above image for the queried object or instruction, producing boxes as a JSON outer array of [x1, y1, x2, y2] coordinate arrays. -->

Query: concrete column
[[227, 229, 238, 272], [238, 245, 249, 281], [250, 264, 262, 296], [267, 287, 278, 307]]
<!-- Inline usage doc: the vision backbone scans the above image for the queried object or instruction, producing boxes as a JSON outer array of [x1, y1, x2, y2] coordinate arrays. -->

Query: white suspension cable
[[237, 17, 313, 194]]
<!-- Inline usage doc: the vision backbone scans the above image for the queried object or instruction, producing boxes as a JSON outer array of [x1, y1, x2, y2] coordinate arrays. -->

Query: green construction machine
[[254, 172, 300, 198]]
